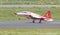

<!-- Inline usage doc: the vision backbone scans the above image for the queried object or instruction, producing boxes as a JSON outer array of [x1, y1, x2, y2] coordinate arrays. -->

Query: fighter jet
[[14, 10, 53, 23]]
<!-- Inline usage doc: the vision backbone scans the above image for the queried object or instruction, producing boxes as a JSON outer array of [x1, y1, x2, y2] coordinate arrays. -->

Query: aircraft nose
[[14, 12, 17, 15]]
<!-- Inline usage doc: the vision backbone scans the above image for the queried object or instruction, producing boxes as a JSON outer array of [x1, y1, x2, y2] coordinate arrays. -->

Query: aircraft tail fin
[[44, 10, 51, 19]]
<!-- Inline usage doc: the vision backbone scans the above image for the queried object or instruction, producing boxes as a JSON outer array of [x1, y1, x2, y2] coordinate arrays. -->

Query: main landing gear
[[32, 18, 44, 23], [33, 19, 35, 23], [39, 18, 44, 23]]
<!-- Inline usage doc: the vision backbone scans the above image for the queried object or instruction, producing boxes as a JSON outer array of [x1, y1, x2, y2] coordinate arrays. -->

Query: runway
[[0, 20, 60, 28]]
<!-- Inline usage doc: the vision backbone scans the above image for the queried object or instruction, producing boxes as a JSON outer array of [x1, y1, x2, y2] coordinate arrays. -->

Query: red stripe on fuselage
[[23, 14, 33, 19]]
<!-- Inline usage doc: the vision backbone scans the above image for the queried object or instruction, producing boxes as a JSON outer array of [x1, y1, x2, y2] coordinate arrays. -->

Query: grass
[[0, 0, 60, 5], [0, 7, 60, 20], [0, 28, 59, 35]]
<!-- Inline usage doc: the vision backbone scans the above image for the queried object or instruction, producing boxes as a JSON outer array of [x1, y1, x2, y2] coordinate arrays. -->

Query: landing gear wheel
[[39, 18, 44, 23], [39, 19, 41, 23], [33, 19, 35, 23]]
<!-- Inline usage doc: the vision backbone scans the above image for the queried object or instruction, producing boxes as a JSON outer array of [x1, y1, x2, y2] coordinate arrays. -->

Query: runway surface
[[0, 20, 60, 28]]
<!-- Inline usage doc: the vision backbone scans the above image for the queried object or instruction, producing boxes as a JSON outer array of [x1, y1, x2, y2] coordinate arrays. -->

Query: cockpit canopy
[[21, 11, 31, 13]]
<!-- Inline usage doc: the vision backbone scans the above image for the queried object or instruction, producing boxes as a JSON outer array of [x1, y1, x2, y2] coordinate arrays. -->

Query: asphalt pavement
[[0, 20, 60, 28]]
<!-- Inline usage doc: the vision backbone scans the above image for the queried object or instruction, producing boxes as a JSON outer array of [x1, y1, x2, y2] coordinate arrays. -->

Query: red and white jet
[[14, 10, 53, 23]]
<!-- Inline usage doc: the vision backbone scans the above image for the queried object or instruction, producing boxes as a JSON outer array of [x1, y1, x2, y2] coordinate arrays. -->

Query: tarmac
[[0, 20, 60, 28]]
